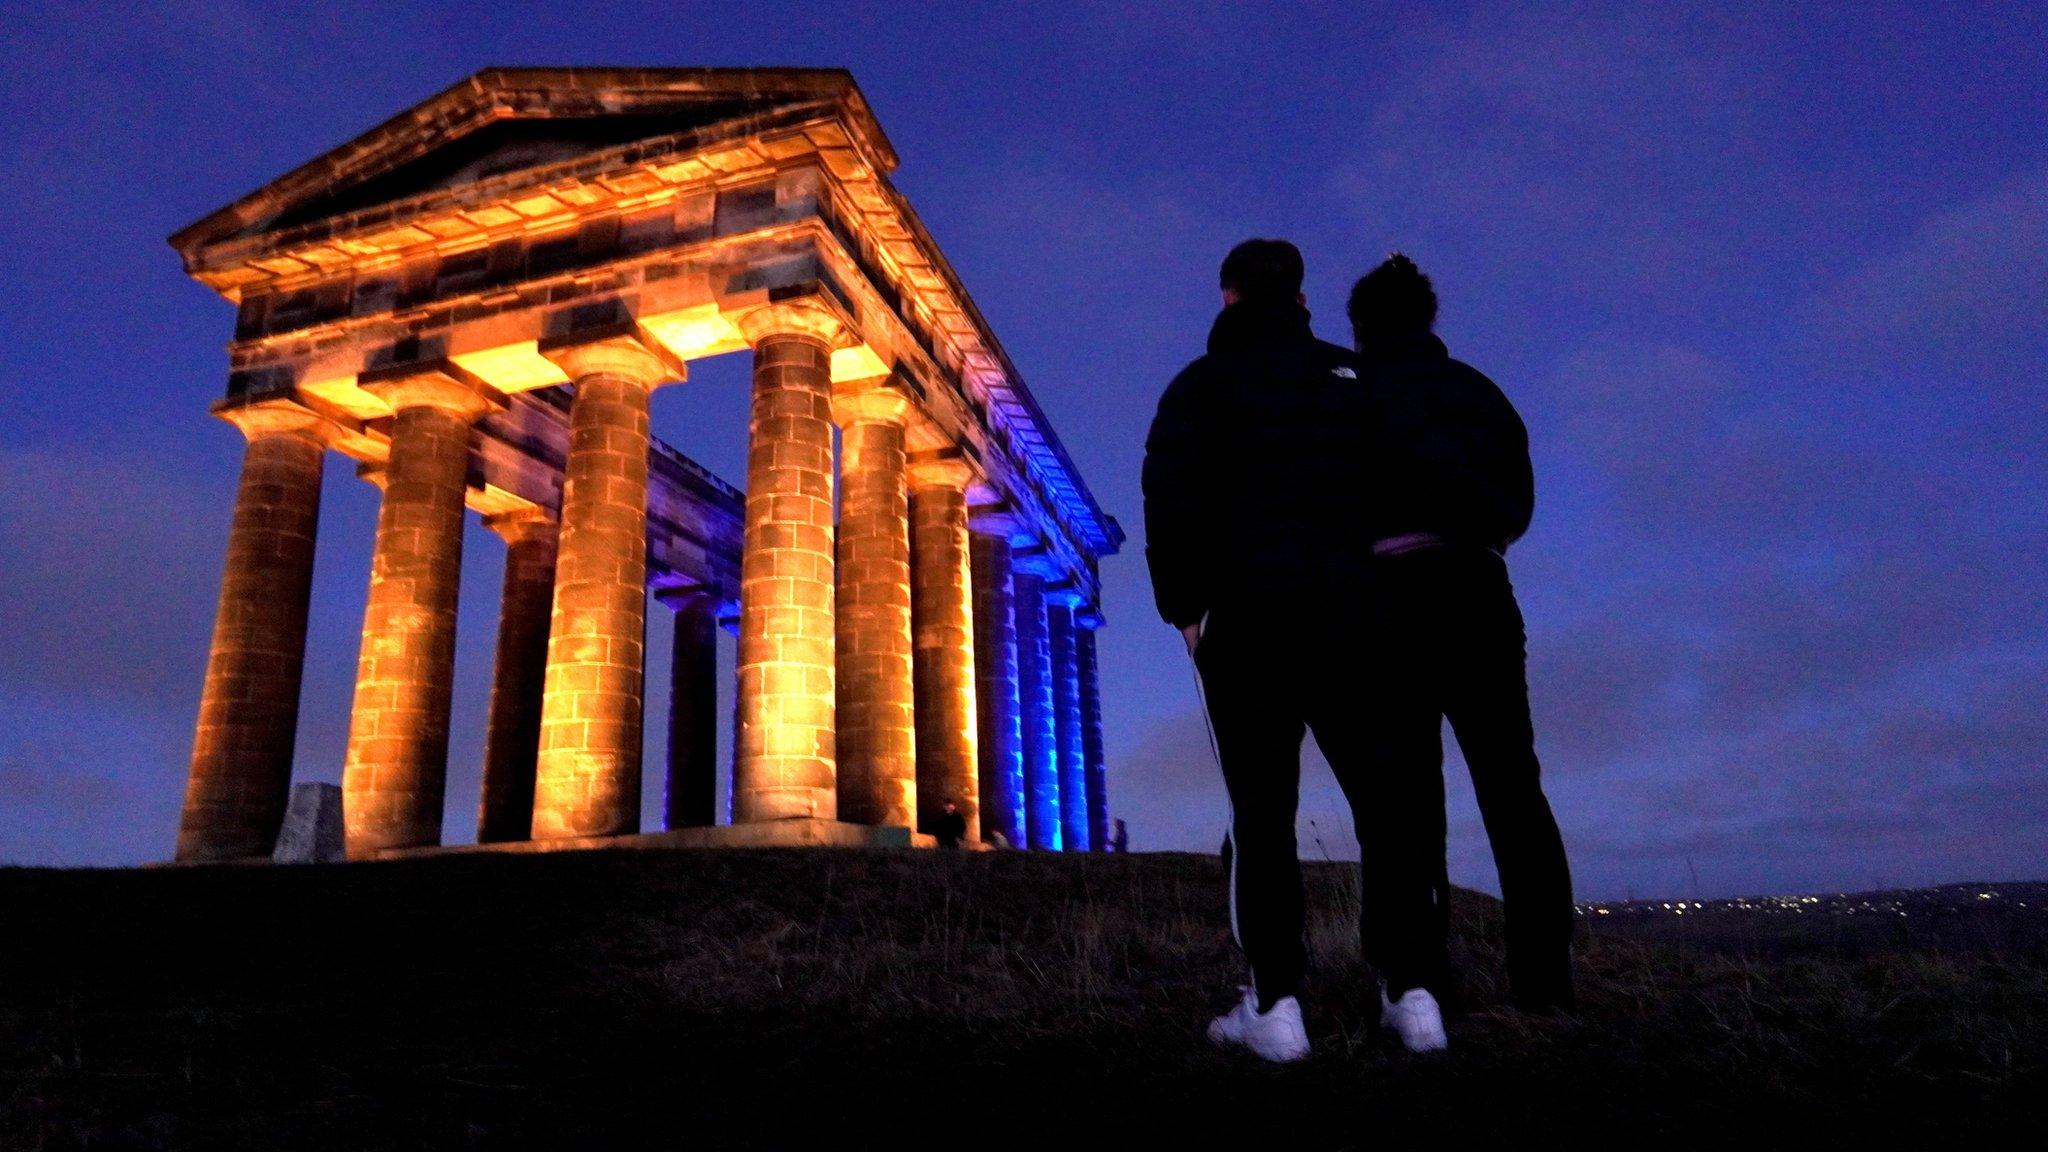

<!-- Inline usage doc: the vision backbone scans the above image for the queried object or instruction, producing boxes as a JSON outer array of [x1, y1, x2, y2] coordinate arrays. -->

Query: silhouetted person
[[1110, 818, 1130, 854], [934, 800, 968, 849], [1143, 238, 1380, 1063], [1349, 254, 1575, 1016]]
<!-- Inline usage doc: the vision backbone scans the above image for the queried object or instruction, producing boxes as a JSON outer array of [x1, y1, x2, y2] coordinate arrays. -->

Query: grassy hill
[[4, 848, 2044, 1149]]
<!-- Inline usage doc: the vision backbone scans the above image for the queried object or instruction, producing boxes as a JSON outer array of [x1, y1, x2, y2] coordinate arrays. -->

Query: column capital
[[358, 361, 505, 421], [830, 375, 915, 427], [653, 582, 719, 611], [735, 300, 855, 350], [483, 506, 557, 545], [967, 497, 1028, 540], [212, 396, 333, 446], [907, 448, 979, 492], [1041, 579, 1088, 609], [538, 329, 685, 387]]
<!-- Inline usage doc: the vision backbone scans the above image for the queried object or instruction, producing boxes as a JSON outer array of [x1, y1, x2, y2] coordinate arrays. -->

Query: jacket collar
[[1358, 331, 1450, 367], [1207, 298, 1314, 354]]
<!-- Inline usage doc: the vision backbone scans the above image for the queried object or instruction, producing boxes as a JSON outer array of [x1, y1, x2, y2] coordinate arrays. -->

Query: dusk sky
[[1, 2, 2042, 899]]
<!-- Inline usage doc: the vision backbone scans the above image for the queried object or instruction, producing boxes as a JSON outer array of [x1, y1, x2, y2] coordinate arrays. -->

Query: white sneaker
[[1380, 984, 1449, 1053], [1207, 986, 1311, 1063]]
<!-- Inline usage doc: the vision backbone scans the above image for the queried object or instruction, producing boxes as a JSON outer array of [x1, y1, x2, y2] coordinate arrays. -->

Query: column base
[[374, 820, 942, 859]]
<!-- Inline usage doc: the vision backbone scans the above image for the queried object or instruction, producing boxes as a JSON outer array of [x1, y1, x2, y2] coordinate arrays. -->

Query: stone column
[[909, 456, 980, 842], [176, 400, 327, 863], [733, 306, 844, 823], [831, 382, 916, 829], [1077, 618, 1109, 852], [724, 608, 742, 824], [662, 586, 720, 829], [969, 532, 1024, 848], [529, 335, 678, 841], [1013, 571, 1061, 850], [1047, 598, 1090, 852], [341, 367, 500, 859], [475, 509, 557, 844]]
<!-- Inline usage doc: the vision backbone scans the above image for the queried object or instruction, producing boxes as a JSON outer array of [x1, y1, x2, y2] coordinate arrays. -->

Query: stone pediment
[[170, 67, 895, 256]]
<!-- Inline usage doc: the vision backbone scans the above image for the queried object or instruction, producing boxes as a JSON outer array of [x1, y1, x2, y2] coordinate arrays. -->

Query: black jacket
[[1364, 334, 1533, 551], [1142, 299, 1373, 630]]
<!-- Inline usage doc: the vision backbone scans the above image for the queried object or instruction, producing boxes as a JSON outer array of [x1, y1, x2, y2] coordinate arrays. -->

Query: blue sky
[[0, 2, 2042, 898]]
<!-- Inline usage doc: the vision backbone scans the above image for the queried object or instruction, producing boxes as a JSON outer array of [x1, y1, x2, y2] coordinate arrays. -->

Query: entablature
[[219, 212, 1107, 609]]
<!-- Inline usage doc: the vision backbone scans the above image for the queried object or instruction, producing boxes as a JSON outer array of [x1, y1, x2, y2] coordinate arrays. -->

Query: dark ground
[[3, 849, 2044, 1150]]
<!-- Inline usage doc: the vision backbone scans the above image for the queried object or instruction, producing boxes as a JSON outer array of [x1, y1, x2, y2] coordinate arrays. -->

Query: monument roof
[[170, 67, 896, 255], [170, 66, 1124, 565]]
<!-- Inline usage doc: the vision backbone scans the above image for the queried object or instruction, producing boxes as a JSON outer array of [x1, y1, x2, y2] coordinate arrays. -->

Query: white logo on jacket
[[1331, 366, 1357, 379]]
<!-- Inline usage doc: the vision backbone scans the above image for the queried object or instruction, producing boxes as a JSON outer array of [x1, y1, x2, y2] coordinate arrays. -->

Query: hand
[[1181, 622, 1204, 656]]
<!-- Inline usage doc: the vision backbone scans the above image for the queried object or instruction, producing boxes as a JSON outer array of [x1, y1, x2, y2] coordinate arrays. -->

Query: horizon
[[1, 2, 2043, 900]]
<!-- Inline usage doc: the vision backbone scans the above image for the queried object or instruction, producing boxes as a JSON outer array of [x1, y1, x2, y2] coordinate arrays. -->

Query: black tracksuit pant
[[1196, 548, 1574, 1014], [1195, 593, 1381, 1012], [1364, 543, 1575, 1010]]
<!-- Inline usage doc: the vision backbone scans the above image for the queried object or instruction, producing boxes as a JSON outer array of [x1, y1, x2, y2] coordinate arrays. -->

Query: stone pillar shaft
[[727, 636, 743, 824], [531, 347, 666, 840], [1077, 623, 1109, 852], [970, 533, 1025, 847], [177, 415, 324, 862], [342, 381, 489, 858], [910, 475, 979, 840], [735, 331, 838, 822], [833, 412, 915, 828], [665, 589, 720, 829], [1048, 601, 1089, 852], [476, 513, 557, 843], [1014, 572, 1061, 850]]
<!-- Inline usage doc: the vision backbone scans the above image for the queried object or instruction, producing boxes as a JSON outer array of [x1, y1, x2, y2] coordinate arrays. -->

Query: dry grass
[[2, 849, 2043, 1149]]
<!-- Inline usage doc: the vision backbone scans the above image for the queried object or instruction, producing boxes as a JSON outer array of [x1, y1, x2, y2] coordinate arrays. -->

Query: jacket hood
[[1207, 298, 1314, 354]]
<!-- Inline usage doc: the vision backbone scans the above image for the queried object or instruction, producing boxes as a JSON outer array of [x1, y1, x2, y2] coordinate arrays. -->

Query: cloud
[[0, 696, 184, 866], [1332, 5, 1791, 323], [1568, 644, 2048, 890], [1506, 159, 2048, 893], [0, 751, 119, 811], [0, 445, 224, 711], [0, 444, 239, 864], [1811, 164, 2048, 380], [1802, 162, 2048, 476]]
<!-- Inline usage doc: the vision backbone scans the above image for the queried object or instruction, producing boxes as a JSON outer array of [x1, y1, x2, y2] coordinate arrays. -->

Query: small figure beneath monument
[[1110, 818, 1130, 853], [934, 800, 969, 849]]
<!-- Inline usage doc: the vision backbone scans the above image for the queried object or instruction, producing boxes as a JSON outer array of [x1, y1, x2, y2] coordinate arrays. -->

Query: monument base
[[375, 819, 938, 860], [272, 782, 345, 863]]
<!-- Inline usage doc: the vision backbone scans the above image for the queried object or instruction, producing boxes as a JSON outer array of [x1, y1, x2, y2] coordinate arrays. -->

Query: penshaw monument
[[166, 68, 1122, 863]]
